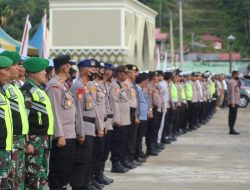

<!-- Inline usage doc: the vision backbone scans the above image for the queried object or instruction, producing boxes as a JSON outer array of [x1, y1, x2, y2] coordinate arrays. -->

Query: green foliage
[[0, 0, 48, 41], [139, 0, 250, 58]]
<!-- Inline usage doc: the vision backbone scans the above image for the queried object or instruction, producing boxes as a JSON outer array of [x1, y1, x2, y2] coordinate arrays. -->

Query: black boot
[[92, 178, 104, 190], [229, 128, 240, 135], [146, 148, 159, 156], [95, 173, 111, 185], [121, 160, 137, 169], [103, 173, 114, 184], [111, 161, 129, 173]]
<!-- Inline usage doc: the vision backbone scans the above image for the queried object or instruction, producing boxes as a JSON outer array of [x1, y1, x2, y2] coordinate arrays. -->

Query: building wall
[[52, 10, 121, 47], [49, 0, 157, 70]]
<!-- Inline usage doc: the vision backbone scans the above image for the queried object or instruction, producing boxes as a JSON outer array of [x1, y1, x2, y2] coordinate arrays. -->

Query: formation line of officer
[[0, 51, 227, 190]]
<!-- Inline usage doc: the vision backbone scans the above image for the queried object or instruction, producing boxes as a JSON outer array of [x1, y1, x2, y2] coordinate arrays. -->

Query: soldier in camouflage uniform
[[0, 56, 14, 189], [0, 51, 29, 190], [20, 57, 54, 190]]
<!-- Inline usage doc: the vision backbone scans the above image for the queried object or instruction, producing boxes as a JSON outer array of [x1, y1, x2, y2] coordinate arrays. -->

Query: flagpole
[[20, 15, 31, 56]]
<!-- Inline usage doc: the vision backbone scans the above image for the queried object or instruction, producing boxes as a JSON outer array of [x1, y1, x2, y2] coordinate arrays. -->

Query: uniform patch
[[90, 86, 96, 94], [76, 88, 84, 99], [114, 87, 120, 93]]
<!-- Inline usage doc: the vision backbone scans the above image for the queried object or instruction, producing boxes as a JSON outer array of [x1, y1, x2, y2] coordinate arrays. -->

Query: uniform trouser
[[49, 138, 76, 190], [126, 108, 138, 162], [199, 102, 206, 122], [180, 103, 187, 130], [152, 108, 162, 144], [222, 92, 228, 107], [8, 135, 26, 190], [190, 102, 199, 127], [92, 136, 105, 177], [100, 130, 112, 170], [228, 105, 238, 130], [26, 135, 49, 190], [146, 118, 154, 150], [69, 136, 93, 190], [187, 101, 192, 128], [174, 106, 181, 133], [170, 108, 177, 136], [0, 151, 11, 189], [135, 120, 148, 158], [111, 125, 129, 163], [197, 102, 202, 123], [164, 109, 172, 137]]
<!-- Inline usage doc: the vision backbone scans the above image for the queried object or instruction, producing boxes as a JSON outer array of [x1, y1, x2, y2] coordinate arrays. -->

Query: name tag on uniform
[[86, 101, 94, 110], [9, 88, 18, 99], [37, 91, 45, 102]]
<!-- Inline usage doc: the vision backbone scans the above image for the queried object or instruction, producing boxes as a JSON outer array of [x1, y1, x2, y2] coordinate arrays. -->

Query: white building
[[49, 0, 157, 70]]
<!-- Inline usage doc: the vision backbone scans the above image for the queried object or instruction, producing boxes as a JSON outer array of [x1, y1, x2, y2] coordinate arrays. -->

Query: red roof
[[155, 28, 168, 41], [218, 53, 241, 61], [201, 34, 222, 42]]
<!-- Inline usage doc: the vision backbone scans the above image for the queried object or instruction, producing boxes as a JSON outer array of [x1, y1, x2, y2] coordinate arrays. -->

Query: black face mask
[[98, 72, 104, 80], [235, 76, 239, 80], [88, 72, 96, 81]]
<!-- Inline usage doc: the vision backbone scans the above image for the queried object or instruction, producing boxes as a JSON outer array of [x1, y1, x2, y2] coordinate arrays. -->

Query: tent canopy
[[0, 27, 38, 56]]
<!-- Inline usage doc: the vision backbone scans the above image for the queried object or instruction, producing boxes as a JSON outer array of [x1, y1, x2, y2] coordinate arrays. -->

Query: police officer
[[109, 65, 131, 173], [184, 72, 194, 131], [97, 63, 114, 184], [189, 72, 199, 130], [47, 55, 76, 190], [0, 56, 14, 189], [146, 71, 163, 156], [91, 61, 107, 189], [162, 72, 174, 143], [69, 59, 101, 190], [0, 51, 29, 190], [123, 64, 140, 168], [135, 73, 149, 162], [228, 71, 240, 135], [20, 57, 54, 190]]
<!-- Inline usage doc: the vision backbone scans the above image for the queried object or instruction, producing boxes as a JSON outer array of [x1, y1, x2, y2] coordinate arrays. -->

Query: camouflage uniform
[[25, 135, 49, 190], [21, 79, 54, 190], [0, 151, 11, 189], [8, 136, 26, 190]]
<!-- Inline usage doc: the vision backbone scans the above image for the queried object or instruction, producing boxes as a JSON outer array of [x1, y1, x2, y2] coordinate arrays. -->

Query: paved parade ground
[[105, 107, 250, 190]]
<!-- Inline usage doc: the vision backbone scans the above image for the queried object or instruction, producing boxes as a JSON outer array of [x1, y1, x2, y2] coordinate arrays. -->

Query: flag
[[156, 46, 161, 70], [42, 10, 49, 58], [20, 15, 32, 56], [163, 52, 168, 72]]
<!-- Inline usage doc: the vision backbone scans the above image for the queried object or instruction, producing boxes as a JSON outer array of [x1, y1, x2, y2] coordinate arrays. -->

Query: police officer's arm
[[109, 83, 121, 126], [230, 81, 236, 106], [147, 86, 153, 118], [46, 85, 65, 137], [72, 86, 85, 142], [22, 90, 35, 154]]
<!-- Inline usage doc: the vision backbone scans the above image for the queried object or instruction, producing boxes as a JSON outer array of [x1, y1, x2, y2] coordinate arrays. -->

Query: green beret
[[0, 56, 13, 68], [23, 57, 49, 73], [0, 51, 21, 64]]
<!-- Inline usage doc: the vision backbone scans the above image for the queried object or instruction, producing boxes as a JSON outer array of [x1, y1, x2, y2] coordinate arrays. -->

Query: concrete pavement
[[105, 107, 250, 190]]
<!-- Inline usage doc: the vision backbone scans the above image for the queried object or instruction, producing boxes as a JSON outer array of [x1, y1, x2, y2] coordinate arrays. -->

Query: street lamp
[[227, 34, 235, 73]]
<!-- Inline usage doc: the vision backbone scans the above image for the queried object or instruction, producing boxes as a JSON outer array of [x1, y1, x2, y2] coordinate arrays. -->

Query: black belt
[[83, 116, 96, 124], [107, 114, 113, 119]]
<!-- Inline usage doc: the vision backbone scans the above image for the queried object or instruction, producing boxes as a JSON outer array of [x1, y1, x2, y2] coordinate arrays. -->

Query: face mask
[[71, 75, 76, 80], [88, 72, 96, 81], [98, 72, 105, 80], [235, 76, 239, 80]]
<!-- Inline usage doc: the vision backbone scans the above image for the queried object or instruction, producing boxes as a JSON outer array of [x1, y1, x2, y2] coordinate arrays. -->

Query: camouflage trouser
[[7, 135, 26, 190], [0, 151, 11, 189], [25, 135, 49, 190]]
